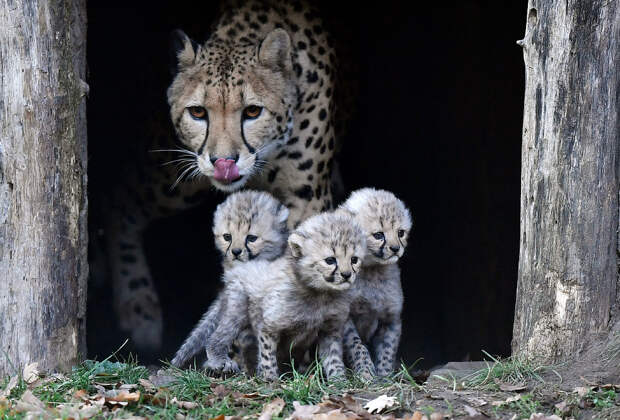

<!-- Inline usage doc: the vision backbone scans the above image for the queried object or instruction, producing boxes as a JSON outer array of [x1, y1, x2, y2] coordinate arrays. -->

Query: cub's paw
[[204, 358, 240, 375]]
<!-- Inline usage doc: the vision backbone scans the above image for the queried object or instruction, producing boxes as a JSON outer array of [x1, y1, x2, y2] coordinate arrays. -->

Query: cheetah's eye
[[243, 105, 262, 119], [351, 256, 359, 264], [246, 234, 257, 243], [223, 233, 232, 241], [398, 229, 405, 238], [372, 232, 385, 240], [325, 257, 337, 265], [188, 106, 206, 119]]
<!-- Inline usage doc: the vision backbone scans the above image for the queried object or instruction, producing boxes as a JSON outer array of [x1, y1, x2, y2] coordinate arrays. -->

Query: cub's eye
[[351, 256, 359, 264], [325, 257, 337, 265], [373, 232, 385, 240], [398, 229, 405, 238], [246, 234, 258, 243], [223, 233, 232, 241], [243, 105, 262, 119], [188, 106, 206, 119]]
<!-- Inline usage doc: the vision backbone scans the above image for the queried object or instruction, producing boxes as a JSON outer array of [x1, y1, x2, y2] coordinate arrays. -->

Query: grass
[[3, 348, 614, 420], [587, 389, 617, 410], [492, 393, 541, 419], [459, 350, 560, 390]]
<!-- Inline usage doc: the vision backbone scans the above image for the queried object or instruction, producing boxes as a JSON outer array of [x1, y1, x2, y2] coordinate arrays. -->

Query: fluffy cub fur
[[338, 188, 412, 377], [205, 212, 366, 380], [171, 190, 288, 368]]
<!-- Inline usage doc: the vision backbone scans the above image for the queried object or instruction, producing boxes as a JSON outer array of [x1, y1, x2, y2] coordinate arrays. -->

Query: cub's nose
[[232, 248, 242, 256], [389, 245, 400, 253], [341, 271, 352, 280]]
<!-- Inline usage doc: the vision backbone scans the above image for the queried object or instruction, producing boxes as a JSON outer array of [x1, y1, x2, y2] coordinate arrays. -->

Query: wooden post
[[512, 0, 619, 364], [0, 0, 88, 376]]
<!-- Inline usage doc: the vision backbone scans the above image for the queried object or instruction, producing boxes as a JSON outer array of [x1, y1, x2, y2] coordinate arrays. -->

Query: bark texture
[[0, 0, 88, 376], [513, 0, 619, 363]]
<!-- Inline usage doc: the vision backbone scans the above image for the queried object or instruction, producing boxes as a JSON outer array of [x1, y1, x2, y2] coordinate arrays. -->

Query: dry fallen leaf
[[528, 414, 561, 420], [364, 395, 397, 414], [465, 397, 487, 407], [494, 379, 526, 392], [171, 396, 199, 410], [554, 400, 570, 415], [139, 378, 156, 392], [13, 390, 56, 419], [313, 408, 349, 420], [505, 395, 522, 403], [429, 413, 443, 420], [0, 376, 18, 397], [259, 398, 286, 420], [410, 412, 424, 420], [573, 386, 591, 397], [287, 401, 320, 420], [210, 415, 226, 420], [108, 390, 141, 403], [22, 363, 39, 384], [462, 405, 480, 416]]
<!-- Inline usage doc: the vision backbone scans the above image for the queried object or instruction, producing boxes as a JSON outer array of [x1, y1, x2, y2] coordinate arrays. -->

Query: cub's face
[[340, 188, 413, 266], [288, 214, 366, 291], [167, 29, 296, 191], [213, 191, 289, 265]]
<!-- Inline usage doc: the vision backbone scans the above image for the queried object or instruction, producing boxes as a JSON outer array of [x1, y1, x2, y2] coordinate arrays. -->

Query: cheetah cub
[[171, 190, 289, 368], [338, 188, 412, 377], [205, 212, 367, 381]]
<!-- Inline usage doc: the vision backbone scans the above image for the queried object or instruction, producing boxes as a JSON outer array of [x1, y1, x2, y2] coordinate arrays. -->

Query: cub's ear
[[169, 29, 199, 76], [258, 28, 292, 72], [276, 203, 290, 225], [287, 232, 305, 258]]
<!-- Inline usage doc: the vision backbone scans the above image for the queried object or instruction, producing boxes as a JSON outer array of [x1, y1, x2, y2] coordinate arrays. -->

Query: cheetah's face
[[167, 29, 296, 192], [288, 214, 367, 292]]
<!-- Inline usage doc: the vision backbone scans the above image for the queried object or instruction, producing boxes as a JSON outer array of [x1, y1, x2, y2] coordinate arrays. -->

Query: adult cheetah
[[103, 0, 342, 351]]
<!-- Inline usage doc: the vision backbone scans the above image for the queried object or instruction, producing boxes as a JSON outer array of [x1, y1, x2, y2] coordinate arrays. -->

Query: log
[[512, 0, 619, 364], [0, 0, 88, 376]]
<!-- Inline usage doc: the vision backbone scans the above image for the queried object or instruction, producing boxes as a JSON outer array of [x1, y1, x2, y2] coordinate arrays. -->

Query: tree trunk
[[0, 0, 88, 377], [512, 0, 619, 365]]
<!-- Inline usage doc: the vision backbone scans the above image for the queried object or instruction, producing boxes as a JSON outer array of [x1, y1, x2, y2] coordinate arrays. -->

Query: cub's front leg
[[318, 321, 346, 380], [256, 328, 280, 381], [371, 315, 402, 377], [343, 319, 376, 379], [204, 291, 248, 374]]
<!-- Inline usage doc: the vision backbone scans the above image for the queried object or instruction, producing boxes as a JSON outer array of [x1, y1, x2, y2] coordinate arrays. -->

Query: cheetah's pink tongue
[[213, 158, 240, 183]]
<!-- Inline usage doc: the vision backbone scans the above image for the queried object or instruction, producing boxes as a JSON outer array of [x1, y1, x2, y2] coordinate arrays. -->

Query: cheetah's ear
[[169, 29, 199, 76], [288, 232, 305, 258], [258, 28, 292, 72], [276, 203, 290, 225]]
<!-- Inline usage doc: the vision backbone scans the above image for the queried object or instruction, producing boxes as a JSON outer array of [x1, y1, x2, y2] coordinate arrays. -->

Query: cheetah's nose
[[389, 245, 400, 253], [341, 272, 352, 280], [210, 155, 239, 164], [232, 248, 242, 256]]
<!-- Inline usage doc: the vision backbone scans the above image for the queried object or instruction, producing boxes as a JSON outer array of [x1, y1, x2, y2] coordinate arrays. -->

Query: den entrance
[[86, 1, 525, 368]]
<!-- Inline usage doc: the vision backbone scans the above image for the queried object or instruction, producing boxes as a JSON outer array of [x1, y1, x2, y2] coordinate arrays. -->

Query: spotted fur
[[170, 190, 288, 368], [338, 188, 412, 377], [104, 0, 341, 350], [204, 212, 366, 380]]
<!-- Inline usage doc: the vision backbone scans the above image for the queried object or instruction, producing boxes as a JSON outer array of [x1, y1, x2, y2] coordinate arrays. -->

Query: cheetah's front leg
[[371, 317, 402, 377], [106, 210, 162, 352]]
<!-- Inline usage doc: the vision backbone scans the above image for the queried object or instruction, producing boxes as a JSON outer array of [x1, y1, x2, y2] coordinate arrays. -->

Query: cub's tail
[[170, 295, 223, 367]]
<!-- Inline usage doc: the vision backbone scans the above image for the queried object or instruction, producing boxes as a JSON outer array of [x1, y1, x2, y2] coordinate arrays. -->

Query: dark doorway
[[86, 1, 525, 369]]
